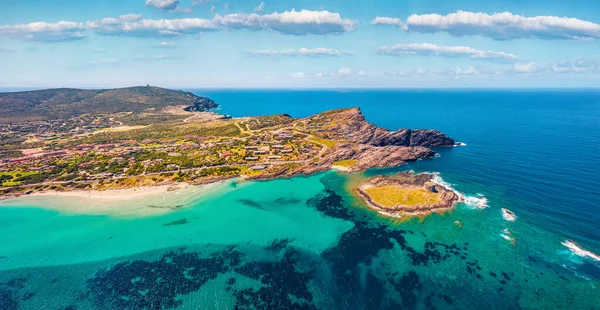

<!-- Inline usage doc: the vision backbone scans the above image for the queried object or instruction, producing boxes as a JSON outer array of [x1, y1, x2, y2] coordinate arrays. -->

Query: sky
[[1, 0, 600, 88]]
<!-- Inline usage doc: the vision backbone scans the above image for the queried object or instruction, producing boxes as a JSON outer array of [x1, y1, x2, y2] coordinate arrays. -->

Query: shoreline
[[0, 179, 234, 217], [25, 183, 192, 201]]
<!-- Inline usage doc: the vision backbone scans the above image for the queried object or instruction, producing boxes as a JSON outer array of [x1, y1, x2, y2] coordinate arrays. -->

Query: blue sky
[[1, 0, 600, 88]]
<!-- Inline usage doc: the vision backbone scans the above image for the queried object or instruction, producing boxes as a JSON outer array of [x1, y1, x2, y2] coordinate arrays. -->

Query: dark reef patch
[[265, 238, 293, 252], [0, 276, 32, 310], [237, 199, 266, 210], [162, 218, 190, 227], [305, 186, 499, 309], [86, 247, 243, 310], [391, 270, 422, 309], [233, 249, 318, 310], [274, 197, 301, 205], [0, 288, 19, 310]]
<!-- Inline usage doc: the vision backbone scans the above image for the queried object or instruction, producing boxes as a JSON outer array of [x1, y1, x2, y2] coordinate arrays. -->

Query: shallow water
[[1, 90, 599, 309]]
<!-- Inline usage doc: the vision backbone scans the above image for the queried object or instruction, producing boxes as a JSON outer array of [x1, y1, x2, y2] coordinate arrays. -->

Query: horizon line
[[2, 86, 600, 92]]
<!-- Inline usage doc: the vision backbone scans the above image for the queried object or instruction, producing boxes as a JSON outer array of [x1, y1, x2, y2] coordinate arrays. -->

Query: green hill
[[0, 86, 218, 123]]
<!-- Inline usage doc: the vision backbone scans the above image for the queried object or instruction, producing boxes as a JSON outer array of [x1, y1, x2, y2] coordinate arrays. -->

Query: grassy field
[[333, 159, 358, 168], [363, 186, 440, 207], [307, 137, 343, 148], [0, 171, 38, 187], [72, 120, 241, 145]]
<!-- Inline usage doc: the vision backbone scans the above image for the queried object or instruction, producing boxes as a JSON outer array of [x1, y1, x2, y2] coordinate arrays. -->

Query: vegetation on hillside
[[0, 86, 218, 123]]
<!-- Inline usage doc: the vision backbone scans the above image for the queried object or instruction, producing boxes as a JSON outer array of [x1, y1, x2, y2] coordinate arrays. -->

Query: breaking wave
[[562, 240, 600, 262], [430, 174, 488, 209]]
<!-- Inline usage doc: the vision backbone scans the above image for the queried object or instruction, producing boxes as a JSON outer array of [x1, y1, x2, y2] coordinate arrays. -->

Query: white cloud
[[333, 67, 352, 77], [1, 10, 356, 41], [131, 55, 182, 60], [294, 68, 371, 79], [247, 47, 352, 57], [191, 0, 214, 6], [145, 0, 180, 11], [291, 72, 306, 78], [512, 62, 539, 73], [159, 41, 177, 48], [89, 58, 118, 65], [377, 43, 519, 62], [212, 9, 356, 35], [84, 10, 356, 38], [384, 68, 429, 77], [0, 21, 86, 42], [404, 10, 600, 40], [371, 16, 403, 27], [550, 58, 600, 73], [254, 2, 265, 13], [449, 67, 481, 76], [85, 14, 218, 37]]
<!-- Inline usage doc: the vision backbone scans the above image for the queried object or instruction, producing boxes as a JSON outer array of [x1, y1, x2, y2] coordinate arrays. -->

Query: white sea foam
[[434, 153, 441, 158], [431, 174, 488, 209], [502, 208, 517, 221], [454, 142, 467, 147], [562, 240, 600, 262], [500, 228, 516, 243]]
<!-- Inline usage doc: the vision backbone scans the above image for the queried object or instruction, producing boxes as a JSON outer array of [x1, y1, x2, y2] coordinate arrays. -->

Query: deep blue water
[[194, 89, 600, 252]]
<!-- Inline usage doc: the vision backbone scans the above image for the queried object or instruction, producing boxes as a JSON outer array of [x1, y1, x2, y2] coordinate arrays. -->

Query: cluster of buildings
[[0, 115, 114, 141]]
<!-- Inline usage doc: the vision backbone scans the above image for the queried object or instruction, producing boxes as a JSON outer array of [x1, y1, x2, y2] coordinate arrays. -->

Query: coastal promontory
[[0, 87, 455, 198]]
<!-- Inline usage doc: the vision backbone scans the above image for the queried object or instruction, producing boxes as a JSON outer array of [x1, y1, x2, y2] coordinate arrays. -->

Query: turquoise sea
[[1, 90, 599, 309]]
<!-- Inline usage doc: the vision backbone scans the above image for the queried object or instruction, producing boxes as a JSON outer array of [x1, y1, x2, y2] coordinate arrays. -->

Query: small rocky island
[[355, 172, 460, 219]]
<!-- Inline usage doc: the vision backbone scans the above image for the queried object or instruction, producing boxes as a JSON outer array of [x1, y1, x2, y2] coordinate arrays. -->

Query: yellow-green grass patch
[[363, 186, 440, 207], [333, 159, 358, 168], [307, 138, 343, 148], [1, 171, 38, 187]]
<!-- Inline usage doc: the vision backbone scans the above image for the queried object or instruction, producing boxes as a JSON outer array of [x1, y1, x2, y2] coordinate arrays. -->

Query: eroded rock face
[[330, 144, 436, 172], [406, 129, 455, 147], [324, 108, 452, 171]]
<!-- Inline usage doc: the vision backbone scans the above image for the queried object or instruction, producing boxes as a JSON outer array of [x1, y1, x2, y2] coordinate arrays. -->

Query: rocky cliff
[[251, 107, 455, 180], [339, 107, 455, 147]]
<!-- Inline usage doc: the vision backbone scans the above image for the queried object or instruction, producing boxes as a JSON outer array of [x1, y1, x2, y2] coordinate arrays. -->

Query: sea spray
[[562, 240, 600, 262], [502, 208, 517, 221], [430, 173, 489, 209]]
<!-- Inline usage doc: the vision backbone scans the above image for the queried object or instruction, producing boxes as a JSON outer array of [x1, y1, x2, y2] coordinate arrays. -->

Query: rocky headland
[[252, 107, 455, 179]]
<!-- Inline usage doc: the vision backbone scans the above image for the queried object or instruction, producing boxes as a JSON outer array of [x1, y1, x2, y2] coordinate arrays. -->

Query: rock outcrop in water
[[355, 172, 460, 218]]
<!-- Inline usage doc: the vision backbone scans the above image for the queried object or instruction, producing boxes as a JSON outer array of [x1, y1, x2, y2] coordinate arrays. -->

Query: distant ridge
[[0, 86, 218, 123]]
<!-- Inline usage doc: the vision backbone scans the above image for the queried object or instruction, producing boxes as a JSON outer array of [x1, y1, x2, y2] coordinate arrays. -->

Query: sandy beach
[[0, 181, 234, 217]]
